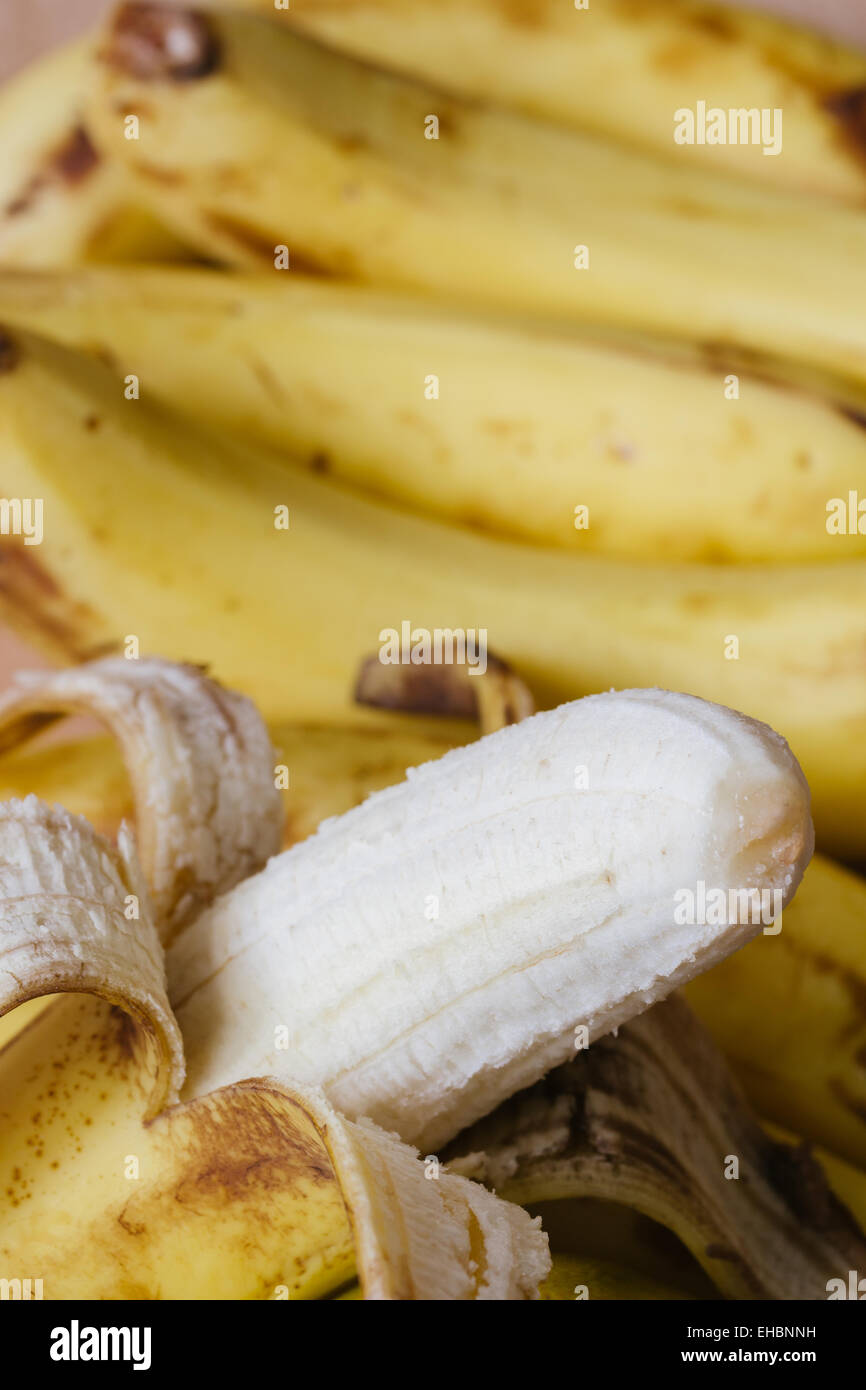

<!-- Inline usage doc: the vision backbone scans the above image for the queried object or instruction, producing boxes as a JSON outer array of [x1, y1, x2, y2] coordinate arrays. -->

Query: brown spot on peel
[[101, 2, 221, 82]]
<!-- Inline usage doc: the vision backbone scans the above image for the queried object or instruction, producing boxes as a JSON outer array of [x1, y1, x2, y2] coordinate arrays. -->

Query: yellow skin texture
[[227, 0, 866, 204], [0, 267, 864, 563]]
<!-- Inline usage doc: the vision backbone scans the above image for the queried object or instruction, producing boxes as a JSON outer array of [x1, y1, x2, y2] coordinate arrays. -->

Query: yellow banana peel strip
[[446, 996, 866, 1301], [0, 657, 283, 940], [0, 659, 548, 1299]]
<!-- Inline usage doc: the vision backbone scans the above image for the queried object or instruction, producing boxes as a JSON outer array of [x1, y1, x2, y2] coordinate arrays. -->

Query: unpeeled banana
[[0, 265, 864, 562], [237, 0, 866, 204], [0, 34, 186, 268], [0, 327, 865, 861], [84, 5, 866, 388]]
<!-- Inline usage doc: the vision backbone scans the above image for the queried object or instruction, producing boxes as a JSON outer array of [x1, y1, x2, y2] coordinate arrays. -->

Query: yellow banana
[[0, 266, 864, 563], [85, 5, 866, 388], [225, 0, 866, 204], [685, 854, 866, 1170], [0, 35, 189, 268], [1, 327, 865, 860]]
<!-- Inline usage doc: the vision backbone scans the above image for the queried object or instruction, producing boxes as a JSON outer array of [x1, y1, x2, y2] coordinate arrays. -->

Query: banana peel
[[446, 995, 866, 1300], [0, 658, 551, 1300]]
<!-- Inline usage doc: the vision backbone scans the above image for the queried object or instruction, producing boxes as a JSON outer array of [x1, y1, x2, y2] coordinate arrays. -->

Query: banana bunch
[[79, 5, 866, 388], [0, 0, 865, 1302]]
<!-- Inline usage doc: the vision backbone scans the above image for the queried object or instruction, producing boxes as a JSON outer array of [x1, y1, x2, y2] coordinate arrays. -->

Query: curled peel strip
[[446, 995, 866, 1301], [0, 657, 284, 939], [0, 657, 548, 1298], [0, 796, 184, 1119]]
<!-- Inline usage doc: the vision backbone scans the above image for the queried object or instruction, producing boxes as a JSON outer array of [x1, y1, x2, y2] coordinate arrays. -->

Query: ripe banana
[[1, 266, 865, 563], [85, 5, 866, 388], [447, 996, 866, 1300], [229, 0, 866, 204], [0, 34, 187, 268], [685, 853, 866, 1170], [1, 327, 865, 859]]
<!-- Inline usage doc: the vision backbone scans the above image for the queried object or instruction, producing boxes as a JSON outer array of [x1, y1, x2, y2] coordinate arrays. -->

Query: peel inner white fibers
[[168, 688, 812, 1151]]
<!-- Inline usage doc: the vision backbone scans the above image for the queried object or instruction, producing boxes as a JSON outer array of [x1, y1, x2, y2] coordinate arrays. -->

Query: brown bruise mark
[[824, 87, 866, 168], [101, 3, 221, 83], [0, 330, 20, 373], [840, 405, 866, 433], [4, 125, 101, 220], [0, 543, 111, 663], [246, 353, 288, 407]]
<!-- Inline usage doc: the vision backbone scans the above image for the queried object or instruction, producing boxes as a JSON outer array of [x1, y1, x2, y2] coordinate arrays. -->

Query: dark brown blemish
[[52, 125, 101, 185], [0, 543, 108, 662], [101, 3, 221, 83], [0, 331, 20, 374], [204, 212, 289, 264], [5, 125, 100, 218], [841, 405, 866, 433], [354, 655, 478, 721], [84, 415, 102, 432], [309, 451, 331, 475], [824, 86, 866, 161]]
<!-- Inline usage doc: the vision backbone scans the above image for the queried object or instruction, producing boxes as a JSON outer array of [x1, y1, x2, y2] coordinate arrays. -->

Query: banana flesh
[[169, 685, 812, 1150]]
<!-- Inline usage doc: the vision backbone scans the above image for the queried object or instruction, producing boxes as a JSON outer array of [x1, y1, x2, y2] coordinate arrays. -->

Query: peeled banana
[[245, 0, 866, 204], [1, 266, 864, 563], [85, 5, 866, 388], [0, 684, 859, 1175], [1, 327, 865, 860]]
